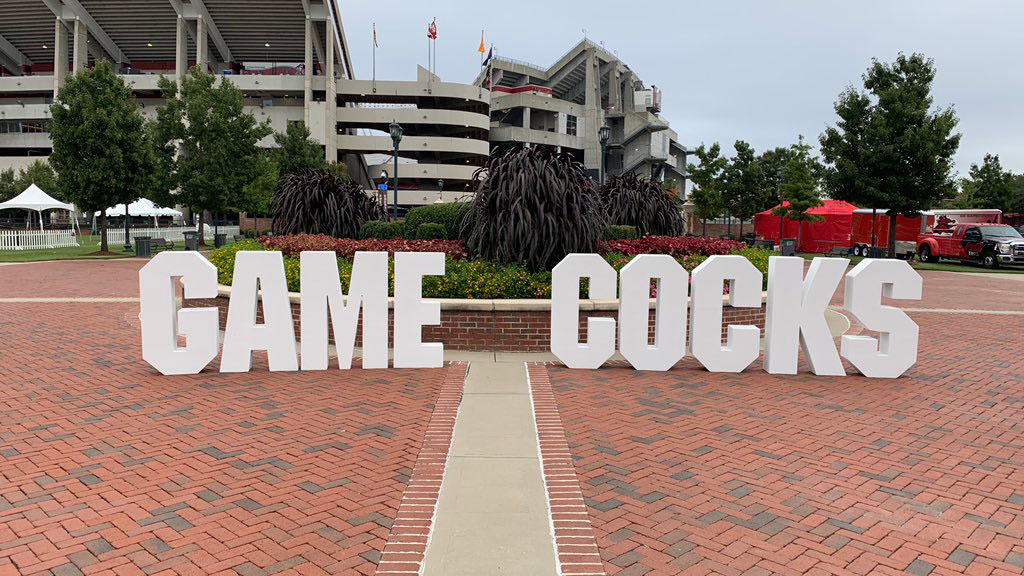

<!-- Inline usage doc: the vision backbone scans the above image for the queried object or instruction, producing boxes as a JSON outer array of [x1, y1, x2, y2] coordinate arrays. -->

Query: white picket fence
[[105, 225, 241, 245], [0, 229, 80, 250]]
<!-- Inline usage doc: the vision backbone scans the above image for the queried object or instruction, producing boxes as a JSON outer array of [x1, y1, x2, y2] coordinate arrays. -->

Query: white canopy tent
[[0, 184, 79, 234], [99, 198, 183, 219]]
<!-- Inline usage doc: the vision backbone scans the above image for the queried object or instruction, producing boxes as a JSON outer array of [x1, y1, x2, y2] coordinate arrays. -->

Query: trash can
[[214, 233, 227, 248], [134, 237, 152, 257], [183, 231, 199, 251], [780, 238, 797, 256]]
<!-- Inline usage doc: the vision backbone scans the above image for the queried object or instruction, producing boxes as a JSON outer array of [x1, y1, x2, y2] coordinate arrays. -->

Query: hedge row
[[207, 237, 772, 298]]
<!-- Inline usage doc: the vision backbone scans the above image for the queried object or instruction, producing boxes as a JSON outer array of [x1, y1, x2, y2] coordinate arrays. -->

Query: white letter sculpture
[[300, 251, 388, 370], [220, 251, 299, 372], [840, 259, 922, 378], [689, 255, 763, 373], [764, 256, 848, 376], [393, 252, 445, 368], [550, 254, 617, 369], [139, 251, 219, 375], [618, 254, 688, 371]]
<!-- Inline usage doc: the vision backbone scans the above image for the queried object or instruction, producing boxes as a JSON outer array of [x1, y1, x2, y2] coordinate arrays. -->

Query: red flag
[[427, 19, 437, 40]]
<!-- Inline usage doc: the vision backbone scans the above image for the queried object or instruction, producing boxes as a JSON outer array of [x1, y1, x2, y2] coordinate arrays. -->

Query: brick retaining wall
[[186, 291, 767, 353]]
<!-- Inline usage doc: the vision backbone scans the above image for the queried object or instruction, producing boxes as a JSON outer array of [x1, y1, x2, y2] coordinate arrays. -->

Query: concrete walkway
[[421, 360, 559, 576]]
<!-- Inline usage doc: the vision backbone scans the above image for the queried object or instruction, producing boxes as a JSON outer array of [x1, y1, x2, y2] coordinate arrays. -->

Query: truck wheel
[[919, 245, 935, 263], [853, 245, 862, 257], [982, 252, 999, 269]]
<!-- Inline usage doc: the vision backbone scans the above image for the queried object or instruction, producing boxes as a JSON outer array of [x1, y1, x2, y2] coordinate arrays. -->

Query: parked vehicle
[[849, 209, 1003, 258], [917, 223, 1024, 268]]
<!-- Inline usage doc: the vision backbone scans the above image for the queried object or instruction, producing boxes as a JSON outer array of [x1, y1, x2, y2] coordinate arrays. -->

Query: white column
[[522, 107, 531, 129], [175, 15, 188, 87], [53, 18, 68, 97], [304, 17, 313, 126], [325, 22, 337, 163], [72, 19, 87, 74], [195, 16, 207, 72]]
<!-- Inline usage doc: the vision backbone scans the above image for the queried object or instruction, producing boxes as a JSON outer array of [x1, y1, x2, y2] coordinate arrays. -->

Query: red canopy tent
[[753, 200, 858, 253]]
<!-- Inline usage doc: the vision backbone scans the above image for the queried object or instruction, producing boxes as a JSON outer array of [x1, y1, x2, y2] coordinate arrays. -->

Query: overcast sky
[[339, 0, 1024, 176]]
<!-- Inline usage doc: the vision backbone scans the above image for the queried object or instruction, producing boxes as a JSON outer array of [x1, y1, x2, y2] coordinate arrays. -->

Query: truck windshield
[[980, 225, 1023, 238]]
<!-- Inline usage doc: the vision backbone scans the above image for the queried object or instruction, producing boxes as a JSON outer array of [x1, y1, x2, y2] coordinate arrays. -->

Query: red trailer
[[849, 209, 1002, 258]]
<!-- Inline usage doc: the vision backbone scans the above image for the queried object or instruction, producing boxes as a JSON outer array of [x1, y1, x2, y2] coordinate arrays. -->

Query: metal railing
[[104, 225, 240, 245]]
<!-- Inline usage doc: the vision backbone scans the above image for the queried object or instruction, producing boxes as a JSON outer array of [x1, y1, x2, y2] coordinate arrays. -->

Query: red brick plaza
[[1, 260, 1023, 576]]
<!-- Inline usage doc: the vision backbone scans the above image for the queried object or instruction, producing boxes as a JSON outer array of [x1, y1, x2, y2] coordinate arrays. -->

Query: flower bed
[[207, 236, 772, 299]]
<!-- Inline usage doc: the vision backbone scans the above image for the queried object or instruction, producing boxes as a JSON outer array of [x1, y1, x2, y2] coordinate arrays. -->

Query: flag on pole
[[427, 18, 437, 40], [478, 31, 485, 54], [482, 45, 493, 67], [373, 22, 378, 47]]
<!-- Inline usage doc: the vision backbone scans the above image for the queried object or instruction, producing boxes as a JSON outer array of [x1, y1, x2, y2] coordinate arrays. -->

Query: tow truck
[[917, 223, 1024, 268]]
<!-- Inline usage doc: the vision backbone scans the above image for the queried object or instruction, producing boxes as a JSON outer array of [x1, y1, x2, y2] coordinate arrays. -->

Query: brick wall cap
[[215, 285, 768, 310]]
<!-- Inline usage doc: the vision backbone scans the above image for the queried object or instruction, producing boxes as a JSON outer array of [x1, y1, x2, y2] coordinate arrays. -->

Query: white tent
[[99, 198, 182, 219], [0, 184, 78, 233]]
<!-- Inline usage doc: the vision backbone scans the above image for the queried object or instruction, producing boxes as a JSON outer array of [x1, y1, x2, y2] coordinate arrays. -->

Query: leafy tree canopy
[[49, 60, 153, 251], [152, 68, 272, 223], [819, 53, 960, 255], [273, 121, 326, 176], [0, 160, 60, 203], [686, 143, 727, 223]]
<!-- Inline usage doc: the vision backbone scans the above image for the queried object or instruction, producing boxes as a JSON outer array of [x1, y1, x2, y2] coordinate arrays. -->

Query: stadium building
[[478, 39, 691, 196], [0, 0, 489, 209]]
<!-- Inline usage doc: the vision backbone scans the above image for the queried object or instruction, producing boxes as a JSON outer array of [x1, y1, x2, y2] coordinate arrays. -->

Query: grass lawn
[[0, 235, 231, 263], [796, 252, 1024, 274]]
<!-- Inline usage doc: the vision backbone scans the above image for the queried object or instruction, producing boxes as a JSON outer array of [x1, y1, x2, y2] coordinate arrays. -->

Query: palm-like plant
[[272, 169, 384, 238], [600, 173, 684, 236], [464, 147, 606, 271]]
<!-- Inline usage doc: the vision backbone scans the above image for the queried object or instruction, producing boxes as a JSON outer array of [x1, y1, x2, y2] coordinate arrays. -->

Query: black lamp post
[[389, 120, 403, 220], [123, 202, 132, 252], [598, 122, 610, 185]]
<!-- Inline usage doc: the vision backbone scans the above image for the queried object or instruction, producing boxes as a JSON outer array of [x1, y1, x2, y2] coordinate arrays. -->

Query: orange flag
[[478, 31, 485, 54]]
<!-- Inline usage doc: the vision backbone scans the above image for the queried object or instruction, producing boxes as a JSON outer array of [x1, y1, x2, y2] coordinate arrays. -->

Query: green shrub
[[360, 220, 405, 239], [414, 223, 447, 240], [206, 240, 265, 286], [603, 225, 638, 240], [403, 202, 471, 240], [244, 229, 258, 239]]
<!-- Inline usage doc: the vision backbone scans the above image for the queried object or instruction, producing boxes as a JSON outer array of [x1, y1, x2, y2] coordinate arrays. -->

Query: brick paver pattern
[[0, 300, 453, 576], [548, 310, 1024, 576]]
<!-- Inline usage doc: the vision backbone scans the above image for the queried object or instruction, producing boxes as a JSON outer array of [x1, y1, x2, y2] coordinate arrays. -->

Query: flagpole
[[372, 23, 376, 93]]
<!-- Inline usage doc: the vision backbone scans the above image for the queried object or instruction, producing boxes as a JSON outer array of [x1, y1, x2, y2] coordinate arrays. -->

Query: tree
[[772, 137, 824, 250], [49, 60, 152, 252], [722, 140, 769, 238], [964, 154, 1014, 213], [273, 122, 325, 176], [15, 160, 60, 199], [687, 143, 727, 236], [820, 53, 960, 257], [0, 168, 18, 203], [152, 69, 272, 242]]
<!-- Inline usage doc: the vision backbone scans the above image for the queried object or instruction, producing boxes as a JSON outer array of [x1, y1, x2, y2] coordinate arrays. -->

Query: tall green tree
[[722, 140, 769, 238], [820, 53, 960, 257], [964, 154, 1014, 213], [772, 136, 824, 250], [0, 167, 19, 203], [152, 69, 272, 241], [273, 122, 326, 176], [49, 60, 152, 252], [15, 160, 60, 199], [686, 143, 727, 236]]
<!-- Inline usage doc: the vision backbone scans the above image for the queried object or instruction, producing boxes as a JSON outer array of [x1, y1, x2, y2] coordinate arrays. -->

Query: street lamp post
[[123, 203, 132, 252], [598, 122, 610, 185], [389, 120, 403, 220]]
